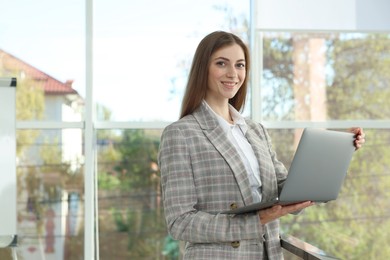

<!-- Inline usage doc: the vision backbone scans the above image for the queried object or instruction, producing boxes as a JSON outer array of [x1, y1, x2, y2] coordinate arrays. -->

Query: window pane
[[97, 129, 169, 259], [0, 1, 85, 122], [260, 32, 390, 121], [268, 128, 390, 259], [15, 129, 84, 259], [94, 0, 249, 122]]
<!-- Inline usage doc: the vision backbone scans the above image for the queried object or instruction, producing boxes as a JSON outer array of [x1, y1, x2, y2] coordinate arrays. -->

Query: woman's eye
[[236, 63, 245, 68], [216, 61, 226, 66]]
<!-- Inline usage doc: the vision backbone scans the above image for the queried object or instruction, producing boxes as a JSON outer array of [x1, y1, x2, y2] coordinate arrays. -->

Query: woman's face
[[206, 43, 246, 104]]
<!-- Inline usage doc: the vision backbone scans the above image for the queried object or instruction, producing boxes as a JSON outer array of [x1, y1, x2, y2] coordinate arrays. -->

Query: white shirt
[[203, 101, 262, 202]]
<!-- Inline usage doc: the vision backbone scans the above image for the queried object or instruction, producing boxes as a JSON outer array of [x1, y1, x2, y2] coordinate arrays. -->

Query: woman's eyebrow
[[213, 57, 246, 63]]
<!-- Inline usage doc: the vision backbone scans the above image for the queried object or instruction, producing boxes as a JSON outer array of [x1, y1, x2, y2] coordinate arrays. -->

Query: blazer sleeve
[[158, 124, 265, 243]]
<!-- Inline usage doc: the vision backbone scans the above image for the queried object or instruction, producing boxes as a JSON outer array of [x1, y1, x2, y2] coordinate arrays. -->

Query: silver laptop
[[221, 128, 355, 214]]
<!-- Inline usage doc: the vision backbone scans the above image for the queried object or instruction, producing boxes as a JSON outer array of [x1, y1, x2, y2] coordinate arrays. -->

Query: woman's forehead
[[211, 44, 245, 61]]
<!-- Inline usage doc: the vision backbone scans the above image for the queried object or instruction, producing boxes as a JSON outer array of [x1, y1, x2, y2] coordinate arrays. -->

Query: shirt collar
[[202, 100, 248, 135]]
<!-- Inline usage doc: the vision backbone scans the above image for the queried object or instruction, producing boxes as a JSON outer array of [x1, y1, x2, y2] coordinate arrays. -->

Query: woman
[[158, 31, 365, 259]]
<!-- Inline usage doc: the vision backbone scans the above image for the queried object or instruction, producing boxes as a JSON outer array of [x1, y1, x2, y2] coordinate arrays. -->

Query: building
[[0, 49, 84, 260]]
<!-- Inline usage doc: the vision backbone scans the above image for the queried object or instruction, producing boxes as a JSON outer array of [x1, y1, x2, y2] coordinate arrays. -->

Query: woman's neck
[[204, 99, 232, 123]]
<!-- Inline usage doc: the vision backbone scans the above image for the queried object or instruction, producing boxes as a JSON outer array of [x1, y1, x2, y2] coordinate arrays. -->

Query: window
[[1, 0, 389, 259], [260, 32, 390, 122], [94, 0, 249, 122]]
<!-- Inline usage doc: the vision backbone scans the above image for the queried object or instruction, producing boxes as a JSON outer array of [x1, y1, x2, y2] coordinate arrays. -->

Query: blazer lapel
[[193, 104, 254, 205]]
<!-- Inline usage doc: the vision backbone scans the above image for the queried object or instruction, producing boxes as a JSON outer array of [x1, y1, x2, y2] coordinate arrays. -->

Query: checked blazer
[[158, 102, 288, 259]]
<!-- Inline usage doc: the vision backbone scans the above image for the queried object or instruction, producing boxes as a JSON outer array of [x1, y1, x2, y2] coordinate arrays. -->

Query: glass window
[[16, 129, 84, 259], [97, 129, 164, 259], [260, 32, 390, 121], [3, 1, 388, 259], [268, 128, 390, 259], [94, 0, 250, 122], [0, 0, 85, 122]]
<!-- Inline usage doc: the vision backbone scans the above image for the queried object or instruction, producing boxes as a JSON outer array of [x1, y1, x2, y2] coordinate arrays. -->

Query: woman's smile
[[206, 44, 246, 103]]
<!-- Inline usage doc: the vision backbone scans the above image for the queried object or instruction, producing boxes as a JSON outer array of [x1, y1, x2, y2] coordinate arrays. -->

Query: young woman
[[158, 31, 365, 259]]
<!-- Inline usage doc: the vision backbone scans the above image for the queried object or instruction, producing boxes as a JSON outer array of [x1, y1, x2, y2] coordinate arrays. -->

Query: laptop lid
[[279, 128, 355, 203], [221, 128, 355, 214]]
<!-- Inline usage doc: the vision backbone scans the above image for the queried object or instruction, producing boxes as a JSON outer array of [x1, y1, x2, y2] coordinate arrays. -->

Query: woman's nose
[[226, 67, 237, 78]]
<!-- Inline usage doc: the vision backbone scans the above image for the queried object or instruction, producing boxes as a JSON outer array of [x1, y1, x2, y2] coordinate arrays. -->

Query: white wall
[[255, 0, 390, 31]]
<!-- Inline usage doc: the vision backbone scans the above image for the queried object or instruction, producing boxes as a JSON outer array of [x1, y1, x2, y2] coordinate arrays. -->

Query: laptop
[[221, 128, 355, 214]]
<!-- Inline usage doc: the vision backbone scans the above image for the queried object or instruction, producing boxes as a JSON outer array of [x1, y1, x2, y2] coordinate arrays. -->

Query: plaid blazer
[[158, 103, 288, 259]]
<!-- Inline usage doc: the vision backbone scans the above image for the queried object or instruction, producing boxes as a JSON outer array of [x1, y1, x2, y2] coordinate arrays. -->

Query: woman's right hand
[[259, 201, 315, 225]]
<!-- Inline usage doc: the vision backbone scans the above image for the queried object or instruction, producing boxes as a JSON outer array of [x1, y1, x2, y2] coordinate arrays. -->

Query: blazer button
[[230, 203, 238, 210], [231, 241, 240, 248]]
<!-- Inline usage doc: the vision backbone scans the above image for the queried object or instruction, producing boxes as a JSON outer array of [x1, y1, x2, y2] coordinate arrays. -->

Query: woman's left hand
[[349, 127, 365, 150]]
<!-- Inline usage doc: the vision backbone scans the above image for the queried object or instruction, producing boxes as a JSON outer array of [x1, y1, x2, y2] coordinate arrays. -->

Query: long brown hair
[[180, 31, 250, 119]]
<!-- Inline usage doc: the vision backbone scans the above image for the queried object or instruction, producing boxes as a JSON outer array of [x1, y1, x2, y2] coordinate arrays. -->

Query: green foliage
[[5, 76, 45, 157], [97, 129, 165, 258], [263, 35, 295, 120], [98, 172, 121, 190], [265, 33, 390, 259], [162, 235, 180, 260], [0, 69, 49, 248], [112, 208, 131, 232], [106, 207, 166, 258], [15, 77, 45, 120], [328, 34, 390, 120], [114, 129, 160, 190], [16, 77, 45, 157]]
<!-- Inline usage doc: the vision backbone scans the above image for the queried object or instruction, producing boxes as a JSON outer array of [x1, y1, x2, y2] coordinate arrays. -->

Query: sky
[[1, 0, 249, 121]]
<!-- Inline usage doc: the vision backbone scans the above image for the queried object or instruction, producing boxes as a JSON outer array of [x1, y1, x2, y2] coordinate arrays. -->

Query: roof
[[0, 49, 78, 95]]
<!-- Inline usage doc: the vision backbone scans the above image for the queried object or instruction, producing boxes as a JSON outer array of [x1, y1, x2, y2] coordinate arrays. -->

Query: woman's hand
[[259, 201, 315, 225], [349, 127, 365, 150]]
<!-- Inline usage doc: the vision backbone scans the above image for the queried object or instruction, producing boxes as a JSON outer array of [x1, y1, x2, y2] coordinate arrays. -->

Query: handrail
[[280, 234, 340, 260]]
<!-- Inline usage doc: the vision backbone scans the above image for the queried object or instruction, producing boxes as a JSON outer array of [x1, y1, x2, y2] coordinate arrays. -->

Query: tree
[[97, 129, 165, 259], [328, 34, 390, 120], [263, 32, 390, 259], [0, 65, 45, 259]]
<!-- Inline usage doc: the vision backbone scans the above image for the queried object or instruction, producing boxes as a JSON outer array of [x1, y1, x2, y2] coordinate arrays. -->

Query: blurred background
[[1, 0, 389, 259]]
